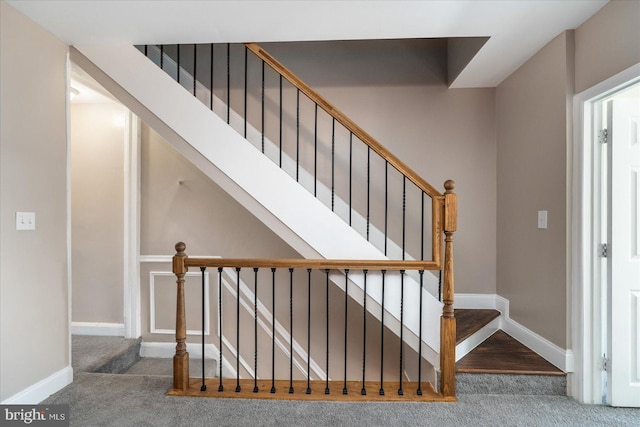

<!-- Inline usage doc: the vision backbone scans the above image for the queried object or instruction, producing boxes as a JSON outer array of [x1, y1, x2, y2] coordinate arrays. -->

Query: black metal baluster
[[160, 45, 164, 70], [398, 270, 405, 396], [379, 270, 386, 395], [421, 191, 425, 261], [331, 118, 335, 211], [270, 268, 276, 393], [361, 269, 368, 395], [343, 269, 349, 395], [218, 267, 224, 392], [177, 44, 181, 84], [296, 89, 300, 182], [438, 270, 443, 302], [235, 267, 241, 392], [243, 46, 247, 139], [193, 44, 197, 97], [402, 176, 406, 260], [306, 268, 312, 394], [417, 270, 424, 396], [279, 75, 283, 167], [261, 60, 265, 153], [314, 104, 318, 197], [384, 162, 388, 255], [201, 267, 207, 392], [367, 146, 371, 241], [226, 43, 230, 124], [325, 269, 330, 395], [253, 267, 259, 393], [349, 133, 353, 226], [144, 44, 148, 57], [289, 268, 294, 394], [210, 44, 214, 110]]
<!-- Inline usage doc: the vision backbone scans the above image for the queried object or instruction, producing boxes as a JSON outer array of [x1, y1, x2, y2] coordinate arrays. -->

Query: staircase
[[71, 42, 447, 364]]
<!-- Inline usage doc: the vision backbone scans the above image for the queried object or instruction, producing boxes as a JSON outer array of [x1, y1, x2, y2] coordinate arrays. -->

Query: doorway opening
[[572, 65, 640, 407]]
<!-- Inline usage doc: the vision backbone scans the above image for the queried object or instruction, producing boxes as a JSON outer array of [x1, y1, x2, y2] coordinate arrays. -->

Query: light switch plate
[[16, 212, 35, 230], [537, 210, 547, 229]]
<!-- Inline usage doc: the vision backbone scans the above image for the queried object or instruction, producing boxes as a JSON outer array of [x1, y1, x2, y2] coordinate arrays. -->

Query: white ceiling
[[7, 0, 608, 88]]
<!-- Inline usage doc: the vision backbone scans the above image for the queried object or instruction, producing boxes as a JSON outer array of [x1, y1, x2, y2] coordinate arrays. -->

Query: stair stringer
[[71, 44, 443, 369]]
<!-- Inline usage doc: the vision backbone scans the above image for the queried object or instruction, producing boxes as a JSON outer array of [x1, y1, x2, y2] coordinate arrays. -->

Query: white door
[[607, 94, 640, 407]]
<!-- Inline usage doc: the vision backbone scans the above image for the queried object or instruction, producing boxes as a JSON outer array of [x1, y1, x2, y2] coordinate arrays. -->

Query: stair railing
[[140, 43, 443, 274], [171, 180, 456, 401]]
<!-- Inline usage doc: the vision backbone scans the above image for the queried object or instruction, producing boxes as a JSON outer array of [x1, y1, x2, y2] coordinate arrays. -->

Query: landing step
[[457, 330, 564, 375], [456, 331, 566, 395]]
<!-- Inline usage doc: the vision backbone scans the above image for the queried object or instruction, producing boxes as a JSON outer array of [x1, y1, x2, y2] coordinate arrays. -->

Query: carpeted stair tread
[[455, 309, 500, 344], [72, 335, 142, 375], [456, 372, 566, 395]]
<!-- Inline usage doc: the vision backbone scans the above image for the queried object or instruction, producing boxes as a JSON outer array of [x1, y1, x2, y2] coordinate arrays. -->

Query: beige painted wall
[[496, 32, 574, 348], [0, 1, 70, 401], [574, 0, 640, 93], [496, 0, 640, 350], [71, 102, 126, 324]]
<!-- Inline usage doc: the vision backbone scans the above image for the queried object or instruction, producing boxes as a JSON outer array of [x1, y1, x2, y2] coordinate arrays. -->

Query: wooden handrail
[[245, 43, 442, 199], [184, 257, 439, 271]]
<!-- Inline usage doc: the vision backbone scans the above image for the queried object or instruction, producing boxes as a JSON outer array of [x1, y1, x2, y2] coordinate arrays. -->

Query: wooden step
[[455, 309, 500, 344], [456, 330, 564, 375]]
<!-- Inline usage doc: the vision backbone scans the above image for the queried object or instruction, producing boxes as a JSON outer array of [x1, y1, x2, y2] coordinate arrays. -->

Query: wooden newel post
[[440, 180, 457, 398], [173, 242, 190, 391]]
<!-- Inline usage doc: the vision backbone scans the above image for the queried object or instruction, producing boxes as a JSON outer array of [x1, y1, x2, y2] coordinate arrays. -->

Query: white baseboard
[[454, 293, 574, 373], [496, 295, 574, 373], [454, 293, 500, 309], [1, 366, 73, 404], [71, 322, 125, 336], [139, 342, 216, 359]]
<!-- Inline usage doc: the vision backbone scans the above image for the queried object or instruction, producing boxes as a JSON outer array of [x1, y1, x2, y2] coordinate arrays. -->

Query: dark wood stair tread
[[455, 309, 500, 344], [456, 330, 565, 376]]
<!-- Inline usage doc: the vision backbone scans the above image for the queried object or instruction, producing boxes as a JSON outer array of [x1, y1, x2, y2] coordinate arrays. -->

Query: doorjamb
[[124, 111, 141, 338], [571, 62, 640, 403]]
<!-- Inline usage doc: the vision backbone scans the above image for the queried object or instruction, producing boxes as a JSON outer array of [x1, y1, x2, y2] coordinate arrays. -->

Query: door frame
[[571, 62, 640, 404]]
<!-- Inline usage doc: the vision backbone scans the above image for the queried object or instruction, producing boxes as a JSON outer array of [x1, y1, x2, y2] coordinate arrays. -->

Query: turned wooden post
[[173, 242, 190, 391], [440, 180, 457, 398]]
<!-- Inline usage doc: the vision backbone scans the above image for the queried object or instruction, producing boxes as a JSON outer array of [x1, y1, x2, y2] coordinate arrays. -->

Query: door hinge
[[598, 128, 608, 144], [598, 243, 608, 258], [601, 355, 609, 372]]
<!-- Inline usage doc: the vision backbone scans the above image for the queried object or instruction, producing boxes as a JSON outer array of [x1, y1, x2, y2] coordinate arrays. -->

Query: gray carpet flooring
[[50, 336, 638, 426], [43, 373, 640, 427]]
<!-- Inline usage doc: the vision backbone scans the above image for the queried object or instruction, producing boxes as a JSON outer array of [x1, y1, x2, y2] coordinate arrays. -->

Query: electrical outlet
[[537, 210, 547, 229], [16, 212, 36, 230]]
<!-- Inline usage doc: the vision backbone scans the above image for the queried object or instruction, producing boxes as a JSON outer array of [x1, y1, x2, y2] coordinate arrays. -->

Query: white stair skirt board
[[455, 316, 500, 362], [0, 366, 73, 404], [72, 44, 444, 367], [71, 322, 126, 337], [454, 293, 574, 373], [144, 45, 441, 298]]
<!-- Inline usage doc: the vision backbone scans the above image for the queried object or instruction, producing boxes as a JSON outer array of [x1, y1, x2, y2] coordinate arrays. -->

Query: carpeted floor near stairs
[[43, 336, 639, 427]]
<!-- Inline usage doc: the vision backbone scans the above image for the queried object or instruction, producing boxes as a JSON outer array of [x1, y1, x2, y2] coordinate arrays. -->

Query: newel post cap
[[175, 242, 186, 254], [444, 180, 456, 193]]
